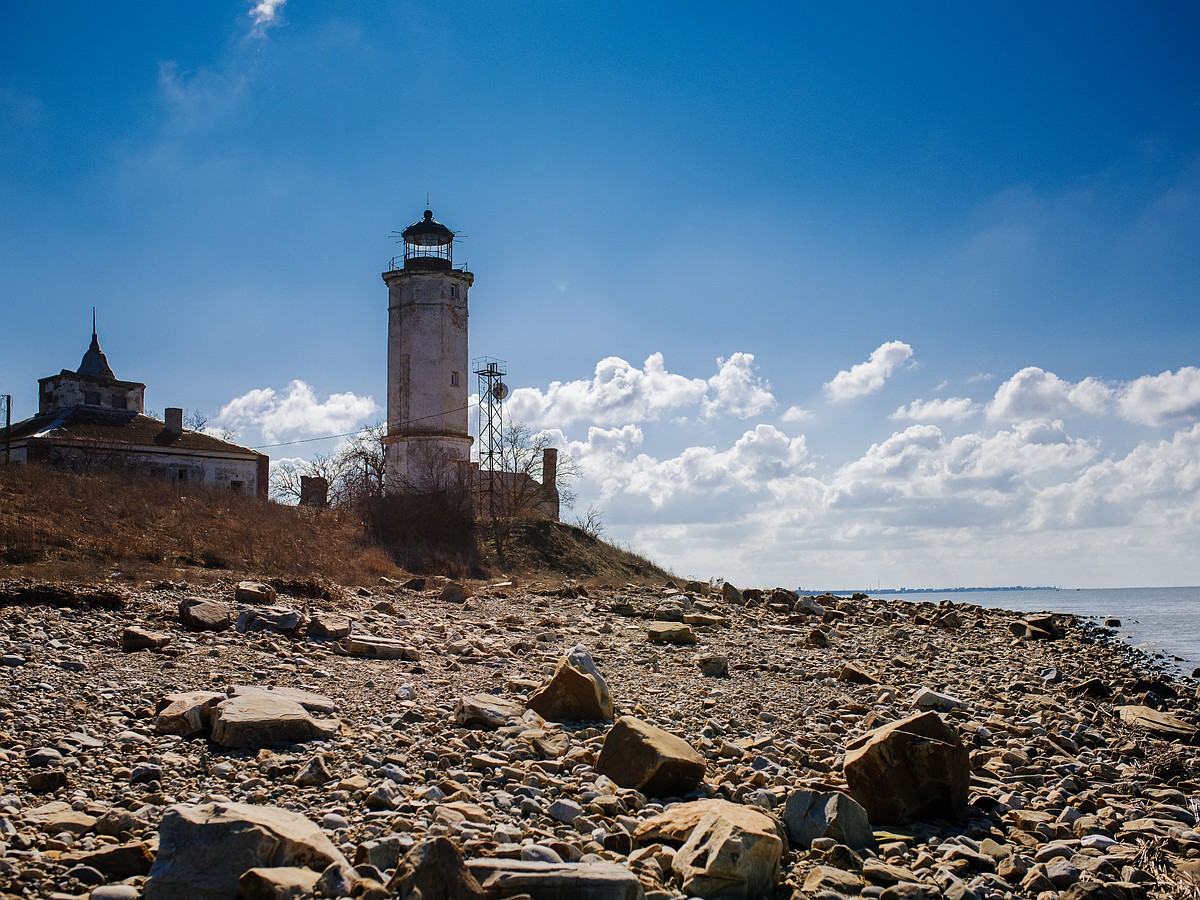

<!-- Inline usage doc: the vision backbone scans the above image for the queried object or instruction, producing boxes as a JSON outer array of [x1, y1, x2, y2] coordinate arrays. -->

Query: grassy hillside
[[0, 463, 672, 585]]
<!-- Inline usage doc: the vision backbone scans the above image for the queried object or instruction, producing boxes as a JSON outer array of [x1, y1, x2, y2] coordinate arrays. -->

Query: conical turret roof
[[77, 312, 115, 379]]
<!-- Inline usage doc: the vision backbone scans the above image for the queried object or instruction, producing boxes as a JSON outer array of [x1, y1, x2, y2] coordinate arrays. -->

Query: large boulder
[[387, 836, 485, 898], [526, 644, 613, 722], [179, 597, 232, 631], [843, 710, 969, 825], [307, 613, 352, 640], [210, 694, 338, 749], [635, 799, 783, 899], [595, 716, 705, 797], [145, 801, 349, 900], [782, 789, 874, 850]]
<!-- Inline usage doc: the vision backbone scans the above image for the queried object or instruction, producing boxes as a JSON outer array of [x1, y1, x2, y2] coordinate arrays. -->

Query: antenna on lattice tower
[[472, 357, 508, 521]]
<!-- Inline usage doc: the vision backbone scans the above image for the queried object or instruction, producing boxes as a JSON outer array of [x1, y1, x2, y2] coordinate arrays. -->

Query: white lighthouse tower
[[382, 208, 474, 490]]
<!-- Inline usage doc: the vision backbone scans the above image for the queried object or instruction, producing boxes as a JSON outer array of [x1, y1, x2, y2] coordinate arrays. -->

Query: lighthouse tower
[[382, 209, 474, 491]]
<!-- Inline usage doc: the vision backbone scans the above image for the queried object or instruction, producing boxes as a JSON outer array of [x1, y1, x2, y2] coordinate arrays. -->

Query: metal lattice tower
[[472, 357, 508, 518], [1, 394, 10, 464]]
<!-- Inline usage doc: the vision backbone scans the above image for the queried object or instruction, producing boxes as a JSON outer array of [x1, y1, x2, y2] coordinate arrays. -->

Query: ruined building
[[1, 321, 268, 496], [383, 208, 558, 519]]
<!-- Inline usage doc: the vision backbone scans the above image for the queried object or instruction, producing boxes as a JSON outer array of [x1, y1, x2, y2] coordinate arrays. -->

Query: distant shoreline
[[804, 585, 1060, 595]]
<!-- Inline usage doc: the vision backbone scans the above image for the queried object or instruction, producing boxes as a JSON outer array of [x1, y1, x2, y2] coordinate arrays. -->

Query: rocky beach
[[1, 574, 1198, 900]]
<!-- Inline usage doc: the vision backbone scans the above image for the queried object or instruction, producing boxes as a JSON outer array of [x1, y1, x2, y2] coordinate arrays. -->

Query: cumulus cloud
[[504, 352, 774, 429], [891, 397, 976, 422], [986, 367, 1113, 423], [824, 341, 914, 402], [703, 353, 775, 418], [1029, 423, 1200, 529], [1116, 367, 1200, 426], [216, 380, 379, 442]]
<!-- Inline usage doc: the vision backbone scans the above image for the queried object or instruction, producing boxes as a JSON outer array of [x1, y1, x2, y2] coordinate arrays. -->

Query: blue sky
[[3, 2, 1199, 588]]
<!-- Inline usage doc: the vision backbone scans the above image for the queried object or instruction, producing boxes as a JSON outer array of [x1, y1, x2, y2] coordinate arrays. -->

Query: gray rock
[[179, 597, 232, 631], [784, 789, 875, 850], [235, 581, 278, 604], [236, 605, 304, 634]]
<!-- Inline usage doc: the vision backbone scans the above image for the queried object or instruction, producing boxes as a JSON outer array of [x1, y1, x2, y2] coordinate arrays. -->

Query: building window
[[450, 285, 459, 298], [83, 391, 101, 406], [111, 394, 127, 410], [230, 481, 244, 493], [177, 468, 188, 483], [451, 371, 460, 387]]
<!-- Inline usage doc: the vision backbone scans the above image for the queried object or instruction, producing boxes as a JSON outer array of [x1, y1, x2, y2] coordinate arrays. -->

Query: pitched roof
[[2, 406, 261, 457]]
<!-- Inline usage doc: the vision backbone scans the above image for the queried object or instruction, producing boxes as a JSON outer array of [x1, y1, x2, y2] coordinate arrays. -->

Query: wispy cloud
[[248, 0, 287, 34], [891, 397, 977, 422], [824, 341, 914, 402]]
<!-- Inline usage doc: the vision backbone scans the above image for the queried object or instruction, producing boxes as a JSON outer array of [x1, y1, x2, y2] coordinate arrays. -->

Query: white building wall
[[383, 267, 474, 489]]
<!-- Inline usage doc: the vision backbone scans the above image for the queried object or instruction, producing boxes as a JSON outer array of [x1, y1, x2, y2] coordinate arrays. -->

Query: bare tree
[[269, 423, 387, 508], [573, 502, 607, 539]]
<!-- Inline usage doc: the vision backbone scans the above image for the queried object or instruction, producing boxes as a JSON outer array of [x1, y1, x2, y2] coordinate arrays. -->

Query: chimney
[[542, 447, 558, 489], [165, 407, 183, 435]]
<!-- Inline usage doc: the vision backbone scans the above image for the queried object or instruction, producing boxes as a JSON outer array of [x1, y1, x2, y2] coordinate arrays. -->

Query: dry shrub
[[362, 490, 481, 578]]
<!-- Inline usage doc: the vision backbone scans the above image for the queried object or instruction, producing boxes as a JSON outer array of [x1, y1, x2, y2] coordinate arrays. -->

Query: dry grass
[[0, 463, 677, 586], [0, 463, 403, 585]]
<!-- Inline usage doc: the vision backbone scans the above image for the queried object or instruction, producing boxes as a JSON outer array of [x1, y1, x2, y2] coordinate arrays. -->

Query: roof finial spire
[[92, 306, 97, 340]]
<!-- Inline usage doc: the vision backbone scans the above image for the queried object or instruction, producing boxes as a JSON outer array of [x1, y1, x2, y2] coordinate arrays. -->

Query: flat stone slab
[[341, 634, 421, 660], [211, 694, 339, 748], [1117, 705, 1199, 743], [230, 685, 338, 715], [465, 858, 645, 899]]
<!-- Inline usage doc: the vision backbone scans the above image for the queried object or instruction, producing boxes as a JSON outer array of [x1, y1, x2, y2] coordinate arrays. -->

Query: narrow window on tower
[[450, 285, 459, 298], [451, 371, 460, 387]]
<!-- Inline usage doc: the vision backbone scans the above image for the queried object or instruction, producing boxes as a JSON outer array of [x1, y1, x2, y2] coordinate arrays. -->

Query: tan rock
[[646, 621, 697, 645], [146, 801, 349, 900], [155, 691, 225, 738], [1116, 705, 1199, 743], [342, 633, 421, 660], [121, 625, 172, 652], [239, 866, 321, 900], [179, 597, 232, 631], [439, 581, 472, 603], [62, 841, 155, 877], [465, 858, 643, 899], [235, 580, 278, 603], [526, 643, 613, 722], [843, 710, 969, 825], [636, 800, 782, 899], [455, 693, 526, 729], [210, 694, 339, 749], [388, 836, 485, 898], [595, 716, 706, 797], [23, 801, 97, 835], [307, 612, 352, 640]]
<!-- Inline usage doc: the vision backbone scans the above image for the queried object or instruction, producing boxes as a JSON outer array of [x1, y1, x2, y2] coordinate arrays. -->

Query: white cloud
[[249, 0, 287, 31], [780, 406, 815, 423], [216, 380, 379, 442], [986, 367, 1113, 423], [1116, 367, 1200, 426], [891, 397, 976, 422], [703, 353, 775, 418], [505, 352, 774, 429], [824, 341, 914, 402]]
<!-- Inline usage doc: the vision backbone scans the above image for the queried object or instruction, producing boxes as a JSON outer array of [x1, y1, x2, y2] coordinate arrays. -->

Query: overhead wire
[[249, 401, 477, 450]]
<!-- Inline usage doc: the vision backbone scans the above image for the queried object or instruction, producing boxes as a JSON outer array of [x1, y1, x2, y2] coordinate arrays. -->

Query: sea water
[[875, 586, 1200, 676]]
